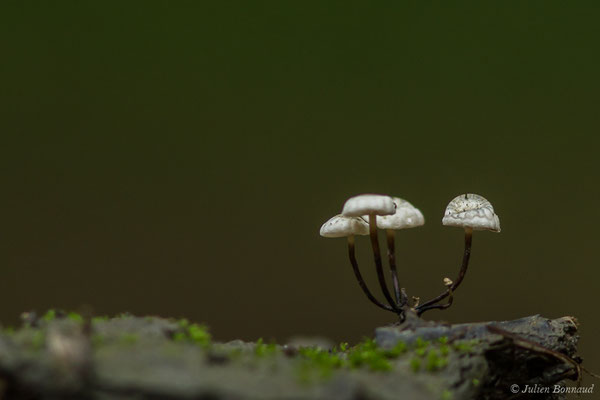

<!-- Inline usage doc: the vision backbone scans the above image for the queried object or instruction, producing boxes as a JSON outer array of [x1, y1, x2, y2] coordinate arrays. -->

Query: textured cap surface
[[442, 193, 500, 232], [369, 197, 425, 230], [320, 214, 369, 238], [342, 194, 396, 217]]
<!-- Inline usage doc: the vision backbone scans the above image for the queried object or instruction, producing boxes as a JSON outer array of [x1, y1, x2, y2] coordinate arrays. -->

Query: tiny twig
[[411, 296, 420, 308]]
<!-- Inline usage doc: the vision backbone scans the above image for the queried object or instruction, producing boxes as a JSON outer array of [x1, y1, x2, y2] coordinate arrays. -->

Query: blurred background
[[1, 1, 598, 377]]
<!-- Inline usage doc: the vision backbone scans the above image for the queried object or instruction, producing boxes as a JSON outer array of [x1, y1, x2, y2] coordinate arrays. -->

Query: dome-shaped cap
[[342, 194, 395, 217], [442, 193, 500, 232], [369, 197, 425, 230], [320, 214, 369, 238]]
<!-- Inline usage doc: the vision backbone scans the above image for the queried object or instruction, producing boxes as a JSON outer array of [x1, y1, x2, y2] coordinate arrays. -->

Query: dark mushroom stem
[[368, 214, 402, 315], [415, 279, 455, 313], [346, 236, 393, 312], [401, 288, 409, 307], [385, 229, 403, 306], [416, 227, 473, 316]]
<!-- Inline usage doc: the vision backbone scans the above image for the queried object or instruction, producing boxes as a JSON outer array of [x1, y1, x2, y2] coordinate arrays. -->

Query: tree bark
[[0, 313, 585, 400]]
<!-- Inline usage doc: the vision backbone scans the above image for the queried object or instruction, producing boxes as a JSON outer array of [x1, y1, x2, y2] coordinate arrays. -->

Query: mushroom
[[320, 214, 393, 312], [367, 197, 424, 307], [442, 277, 454, 308], [342, 194, 401, 314], [416, 193, 500, 315]]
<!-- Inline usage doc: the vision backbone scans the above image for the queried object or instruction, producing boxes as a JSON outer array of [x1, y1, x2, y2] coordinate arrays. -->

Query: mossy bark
[[0, 313, 584, 400]]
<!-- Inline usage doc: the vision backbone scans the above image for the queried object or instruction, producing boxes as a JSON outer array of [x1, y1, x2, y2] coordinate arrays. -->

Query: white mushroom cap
[[368, 197, 425, 230], [320, 214, 369, 238], [342, 194, 396, 217], [442, 194, 501, 232]]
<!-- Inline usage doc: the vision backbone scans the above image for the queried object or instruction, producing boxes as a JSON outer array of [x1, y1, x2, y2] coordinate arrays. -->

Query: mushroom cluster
[[320, 193, 500, 321]]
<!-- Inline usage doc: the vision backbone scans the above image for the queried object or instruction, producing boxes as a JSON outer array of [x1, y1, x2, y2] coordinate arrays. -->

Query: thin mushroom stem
[[416, 227, 473, 316], [346, 236, 393, 312], [419, 278, 454, 315], [414, 278, 454, 313], [368, 214, 401, 313], [401, 288, 408, 307], [385, 229, 402, 306]]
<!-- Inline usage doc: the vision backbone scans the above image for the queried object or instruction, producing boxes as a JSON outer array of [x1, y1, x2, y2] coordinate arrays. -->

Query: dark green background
[[2, 1, 599, 379]]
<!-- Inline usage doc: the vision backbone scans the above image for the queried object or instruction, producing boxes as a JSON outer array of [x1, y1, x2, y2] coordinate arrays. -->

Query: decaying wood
[[376, 314, 582, 399], [0, 313, 588, 400]]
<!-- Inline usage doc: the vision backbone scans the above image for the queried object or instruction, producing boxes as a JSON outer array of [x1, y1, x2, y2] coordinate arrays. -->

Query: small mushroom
[[367, 197, 424, 307], [442, 277, 454, 308], [319, 214, 392, 312], [441, 193, 500, 233], [319, 214, 369, 238], [342, 194, 401, 314], [342, 194, 396, 218], [416, 193, 500, 315]]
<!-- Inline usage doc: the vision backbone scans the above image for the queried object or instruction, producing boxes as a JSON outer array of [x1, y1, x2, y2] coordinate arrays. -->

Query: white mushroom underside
[[320, 214, 369, 237], [442, 211, 500, 232], [342, 194, 396, 217]]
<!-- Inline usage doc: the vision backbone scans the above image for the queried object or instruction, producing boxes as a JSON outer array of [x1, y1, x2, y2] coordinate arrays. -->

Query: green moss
[[299, 347, 344, 368], [120, 333, 139, 345], [347, 339, 392, 371], [415, 347, 427, 357], [228, 348, 243, 359], [299, 347, 342, 367], [177, 318, 189, 328], [384, 341, 407, 358], [173, 332, 187, 342], [91, 316, 109, 324], [171, 321, 211, 348], [453, 339, 479, 353], [297, 346, 343, 382], [42, 309, 56, 322], [453, 342, 471, 352], [407, 337, 450, 373], [254, 338, 279, 357], [31, 330, 45, 350], [415, 337, 430, 349], [188, 324, 211, 347], [333, 342, 349, 352], [441, 389, 453, 400], [295, 337, 412, 383], [366, 356, 392, 372], [67, 312, 84, 323], [410, 357, 421, 372], [472, 378, 480, 386], [425, 349, 448, 372], [439, 344, 450, 357]]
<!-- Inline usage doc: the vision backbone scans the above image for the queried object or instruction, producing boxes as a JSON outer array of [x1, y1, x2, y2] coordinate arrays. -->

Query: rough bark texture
[[376, 314, 581, 400], [0, 313, 583, 400]]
